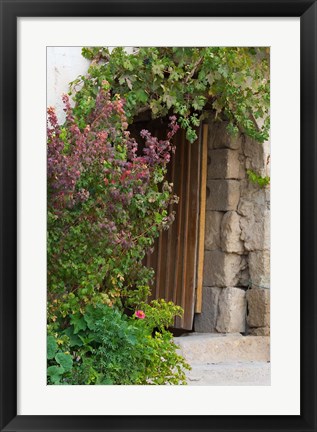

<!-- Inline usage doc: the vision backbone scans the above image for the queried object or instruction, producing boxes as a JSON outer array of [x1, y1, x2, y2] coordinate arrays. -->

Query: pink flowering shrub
[[47, 82, 179, 321], [47, 82, 192, 385]]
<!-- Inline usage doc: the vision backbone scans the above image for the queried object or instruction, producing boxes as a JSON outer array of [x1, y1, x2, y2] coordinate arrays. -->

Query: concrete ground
[[174, 333, 270, 386]]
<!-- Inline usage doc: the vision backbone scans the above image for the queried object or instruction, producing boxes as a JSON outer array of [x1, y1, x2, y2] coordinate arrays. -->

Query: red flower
[[135, 310, 145, 319], [120, 170, 131, 182]]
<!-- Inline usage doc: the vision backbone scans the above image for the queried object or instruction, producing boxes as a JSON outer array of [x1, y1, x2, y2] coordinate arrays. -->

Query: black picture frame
[[0, 1, 316, 431]]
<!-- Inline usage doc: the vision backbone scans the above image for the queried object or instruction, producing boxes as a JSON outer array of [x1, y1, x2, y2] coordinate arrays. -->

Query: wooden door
[[130, 120, 207, 330]]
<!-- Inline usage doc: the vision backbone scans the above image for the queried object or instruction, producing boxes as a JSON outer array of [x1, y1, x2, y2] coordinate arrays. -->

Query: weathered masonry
[[194, 117, 270, 336], [146, 116, 270, 335]]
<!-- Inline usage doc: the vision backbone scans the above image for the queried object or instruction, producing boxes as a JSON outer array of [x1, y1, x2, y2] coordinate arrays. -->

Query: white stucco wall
[[47, 47, 90, 123], [47, 46, 136, 123]]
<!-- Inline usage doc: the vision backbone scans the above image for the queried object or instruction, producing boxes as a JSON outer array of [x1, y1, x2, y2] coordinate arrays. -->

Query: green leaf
[[47, 365, 65, 384], [100, 377, 114, 385], [81, 47, 95, 60], [55, 353, 73, 372], [149, 99, 162, 116], [134, 89, 148, 103], [70, 315, 87, 334], [126, 333, 137, 346], [64, 327, 83, 347], [154, 212, 163, 223], [246, 169, 270, 188], [152, 63, 164, 78], [123, 60, 133, 71], [162, 94, 176, 109], [190, 115, 200, 127], [168, 70, 180, 81], [192, 95, 206, 111], [47, 336, 58, 360]]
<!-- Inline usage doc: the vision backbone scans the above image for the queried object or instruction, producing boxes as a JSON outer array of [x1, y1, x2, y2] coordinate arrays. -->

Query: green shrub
[[47, 87, 178, 318], [47, 302, 190, 385], [47, 85, 190, 385]]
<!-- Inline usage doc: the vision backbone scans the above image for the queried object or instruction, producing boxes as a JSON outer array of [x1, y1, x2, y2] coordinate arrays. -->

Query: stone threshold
[[186, 361, 271, 386], [174, 333, 270, 364]]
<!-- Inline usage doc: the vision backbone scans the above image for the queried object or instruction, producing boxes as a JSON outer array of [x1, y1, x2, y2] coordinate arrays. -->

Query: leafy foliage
[[47, 336, 73, 384], [70, 47, 270, 143], [48, 85, 178, 318], [47, 85, 190, 384], [47, 302, 190, 385], [246, 169, 270, 188]]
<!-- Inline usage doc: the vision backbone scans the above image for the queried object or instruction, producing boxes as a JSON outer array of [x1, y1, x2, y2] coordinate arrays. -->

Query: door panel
[[147, 127, 202, 330]]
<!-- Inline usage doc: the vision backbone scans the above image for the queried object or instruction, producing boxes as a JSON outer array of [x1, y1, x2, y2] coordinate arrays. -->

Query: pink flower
[[135, 310, 146, 319]]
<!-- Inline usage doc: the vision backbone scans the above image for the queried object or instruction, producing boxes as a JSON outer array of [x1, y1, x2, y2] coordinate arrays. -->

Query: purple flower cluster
[[140, 116, 179, 167], [47, 86, 180, 304]]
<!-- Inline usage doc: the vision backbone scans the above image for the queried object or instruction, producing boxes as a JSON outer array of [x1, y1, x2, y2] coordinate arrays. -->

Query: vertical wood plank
[[143, 121, 203, 329], [178, 136, 191, 328], [173, 130, 185, 306], [164, 150, 176, 301], [155, 213, 163, 299], [195, 124, 208, 313], [182, 130, 201, 329], [148, 236, 158, 301]]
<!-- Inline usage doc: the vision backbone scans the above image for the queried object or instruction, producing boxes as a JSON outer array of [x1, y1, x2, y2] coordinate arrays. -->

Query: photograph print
[[47, 46, 270, 386]]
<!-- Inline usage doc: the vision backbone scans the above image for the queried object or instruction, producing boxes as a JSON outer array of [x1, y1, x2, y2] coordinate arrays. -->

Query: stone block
[[208, 120, 242, 150], [238, 153, 247, 179], [206, 180, 240, 211], [240, 209, 270, 251], [238, 266, 250, 287], [249, 327, 270, 336], [204, 211, 223, 250], [246, 288, 270, 328], [194, 287, 222, 332], [203, 250, 243, 287], [248, 250, 270, 287], [175, 333, 270, 364], [216, 287, 246, 333], [243, 136, 267, 175], [220, 211, 244, 253], [208, 149, 241, 179], [239, 183, 268, 210]]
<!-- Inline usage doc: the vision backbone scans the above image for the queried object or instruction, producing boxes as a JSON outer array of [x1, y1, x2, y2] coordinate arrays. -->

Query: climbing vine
[[69, 47, 270, 144], [246, 169, 270, 188]]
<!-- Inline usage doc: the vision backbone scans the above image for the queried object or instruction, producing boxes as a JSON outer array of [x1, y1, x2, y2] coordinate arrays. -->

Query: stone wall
[[194, 118, 270, 335]]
